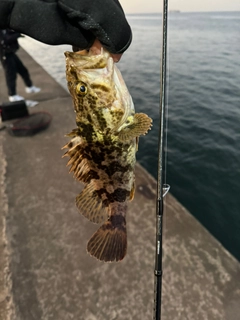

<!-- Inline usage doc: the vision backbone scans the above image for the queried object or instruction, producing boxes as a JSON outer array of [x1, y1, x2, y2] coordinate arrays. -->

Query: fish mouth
[[64, 49, 109, 70]]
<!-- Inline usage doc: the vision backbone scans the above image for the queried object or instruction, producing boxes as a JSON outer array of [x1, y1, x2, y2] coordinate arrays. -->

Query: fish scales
[[63, 49, 152, 262]]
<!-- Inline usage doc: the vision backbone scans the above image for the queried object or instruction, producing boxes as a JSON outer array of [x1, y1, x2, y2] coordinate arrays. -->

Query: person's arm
[[0, 0, 132, 54], [1, 30, 21, 45]]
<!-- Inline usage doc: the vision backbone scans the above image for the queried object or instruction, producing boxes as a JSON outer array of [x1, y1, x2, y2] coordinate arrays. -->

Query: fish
[[63, 48, 152, 262]]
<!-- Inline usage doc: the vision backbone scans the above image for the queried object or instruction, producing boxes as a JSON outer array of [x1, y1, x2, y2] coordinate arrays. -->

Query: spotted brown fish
[[63, 49, 152, 262]]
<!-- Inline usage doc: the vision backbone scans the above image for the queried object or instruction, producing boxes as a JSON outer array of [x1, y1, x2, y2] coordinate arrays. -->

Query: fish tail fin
[[87, 214, 127, 262]]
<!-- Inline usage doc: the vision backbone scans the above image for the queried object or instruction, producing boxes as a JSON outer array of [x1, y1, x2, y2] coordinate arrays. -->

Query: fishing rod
[[153, 0, 169, 319]]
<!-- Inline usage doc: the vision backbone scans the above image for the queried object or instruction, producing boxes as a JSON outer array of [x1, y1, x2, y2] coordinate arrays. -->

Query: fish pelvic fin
[[129, 180, 135, 201], [118, 113, 152, 142], [87, 215, 127, 262], [76, 182, 108, 224]]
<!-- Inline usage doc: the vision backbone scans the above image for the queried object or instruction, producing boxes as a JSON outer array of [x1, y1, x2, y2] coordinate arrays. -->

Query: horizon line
[[125, 10, 240, 14]]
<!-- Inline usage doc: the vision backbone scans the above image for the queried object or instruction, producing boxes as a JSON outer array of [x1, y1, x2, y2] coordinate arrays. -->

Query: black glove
[[0, 0, 132, 53]]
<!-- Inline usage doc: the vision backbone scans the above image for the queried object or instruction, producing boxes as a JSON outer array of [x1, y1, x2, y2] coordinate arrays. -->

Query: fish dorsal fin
[[63, 131, 108, 223], [118, 113, 152, 142], [62, 132, 96, 183], [76, 182, 108, 224]]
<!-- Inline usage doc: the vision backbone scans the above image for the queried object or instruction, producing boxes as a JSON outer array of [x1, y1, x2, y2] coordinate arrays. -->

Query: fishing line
[[153, 0, 169, 319], [164, 54, 170, 187]]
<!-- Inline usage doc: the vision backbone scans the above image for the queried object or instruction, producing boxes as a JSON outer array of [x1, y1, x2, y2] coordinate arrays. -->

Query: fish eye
[[76, 83, 87, 95]]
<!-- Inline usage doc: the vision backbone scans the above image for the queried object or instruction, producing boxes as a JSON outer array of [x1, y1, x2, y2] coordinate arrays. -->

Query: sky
[[120, 0, 240, 13]]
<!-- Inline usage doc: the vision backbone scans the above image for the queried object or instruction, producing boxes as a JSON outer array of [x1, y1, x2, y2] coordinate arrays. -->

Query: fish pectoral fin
[[76, 182, 108, 224], [87, 215, 127, 262], [118, 113, 152, 142]]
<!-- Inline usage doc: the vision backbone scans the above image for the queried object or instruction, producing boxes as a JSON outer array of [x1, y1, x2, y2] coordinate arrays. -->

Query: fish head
[[65, 50, 134, 133]]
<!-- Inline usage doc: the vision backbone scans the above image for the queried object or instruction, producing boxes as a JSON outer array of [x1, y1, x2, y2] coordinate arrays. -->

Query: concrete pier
[[0, 48, 240, 320]]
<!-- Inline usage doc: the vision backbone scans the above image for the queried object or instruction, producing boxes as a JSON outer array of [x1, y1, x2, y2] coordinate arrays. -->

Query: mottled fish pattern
[[63, 49, 152, 262]]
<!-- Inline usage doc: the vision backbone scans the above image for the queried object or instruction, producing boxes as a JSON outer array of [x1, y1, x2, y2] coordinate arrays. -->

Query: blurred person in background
[[0, 29, 41, 102]]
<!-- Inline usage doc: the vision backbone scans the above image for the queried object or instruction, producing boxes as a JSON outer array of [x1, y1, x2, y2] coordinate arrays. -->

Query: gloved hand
[[0, 0, 132, 54]]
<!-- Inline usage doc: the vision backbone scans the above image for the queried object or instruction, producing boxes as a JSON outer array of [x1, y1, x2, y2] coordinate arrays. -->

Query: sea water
[[19, 11, 240, 260]]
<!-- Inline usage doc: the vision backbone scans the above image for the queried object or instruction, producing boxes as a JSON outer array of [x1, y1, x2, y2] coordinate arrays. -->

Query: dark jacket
[[0, 29, 21, 58]]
